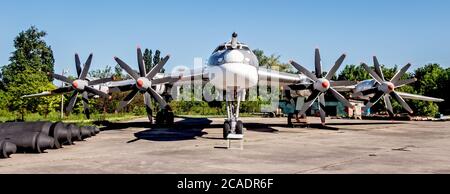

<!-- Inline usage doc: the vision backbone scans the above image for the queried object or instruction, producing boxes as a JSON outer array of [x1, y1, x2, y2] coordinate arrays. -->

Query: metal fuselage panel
[[207, 43, 259, 91]]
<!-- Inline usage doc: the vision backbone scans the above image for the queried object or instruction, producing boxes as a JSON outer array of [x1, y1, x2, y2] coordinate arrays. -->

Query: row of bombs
[[0, 122, 100, 159]]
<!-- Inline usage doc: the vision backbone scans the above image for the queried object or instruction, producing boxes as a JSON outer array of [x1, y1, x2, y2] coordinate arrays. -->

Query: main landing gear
[[154, 106, 175, 126], [223, 89, 245, 139]]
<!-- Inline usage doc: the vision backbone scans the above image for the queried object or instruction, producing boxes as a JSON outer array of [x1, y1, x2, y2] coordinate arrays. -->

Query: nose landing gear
[[223, 89, 245, 139]]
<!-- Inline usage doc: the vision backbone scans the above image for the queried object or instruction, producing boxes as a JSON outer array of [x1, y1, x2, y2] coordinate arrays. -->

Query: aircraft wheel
[[156, 111, 164, 125], [223, 122, 231, 139], [166, 112, 175, 126], [236, 120, 244, 135]]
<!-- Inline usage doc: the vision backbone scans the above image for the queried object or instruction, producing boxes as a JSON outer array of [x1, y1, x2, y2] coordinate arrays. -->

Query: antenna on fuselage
[[231, 32, 238, 49]]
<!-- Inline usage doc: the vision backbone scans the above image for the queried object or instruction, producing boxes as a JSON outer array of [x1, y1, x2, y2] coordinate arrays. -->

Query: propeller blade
[[65, 91, 79, 113], [79, 53, 93, 79], [395, 78, 417, 88], [361, 63, 384, 83], [146, 55, 170, 79], [325, 54, 346, 80], [144, 92, 153, 123], [363, 91, 384, 112], [117, 89, 139, 111], [75, 54, 82, 77], [148, 88, 168, 109], [298, 90, 320, 115], [52, 87, 73, 94], [289, 60, 318, 81], [115, 57, 140, 80], [390, 63, 411, 85], [384, 95, 394, 116], [84, 86, 110, 99], [329, 88, 354, 108], [373, 56, 385, 81], [88, 77, 114, 86], [315, 49, 322, 78], [137, 48, 146, 77], [318, 94, 327, 125], [82, 91, 91, 119], [152, 76, 181, 85], [52, 73, 73, 84], [390, 91, 414, 114]]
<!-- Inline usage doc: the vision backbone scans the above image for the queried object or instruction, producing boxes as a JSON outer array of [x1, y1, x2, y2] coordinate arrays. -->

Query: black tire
[[223, 122, 231, 139], [236, 121, 244, 135], [156, 111, 164, 125], [269, 112, 275, 118], [166, 112, 175, 126]]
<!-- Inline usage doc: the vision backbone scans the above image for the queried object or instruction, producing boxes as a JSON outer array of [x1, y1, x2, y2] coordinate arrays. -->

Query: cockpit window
[[214, 45, 226, 52]]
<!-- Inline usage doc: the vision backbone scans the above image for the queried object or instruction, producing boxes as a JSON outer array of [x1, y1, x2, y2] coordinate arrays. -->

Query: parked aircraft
[[22, 33, 445, 139], [337, 56, 444, 116], [22, 54, 114, 119]]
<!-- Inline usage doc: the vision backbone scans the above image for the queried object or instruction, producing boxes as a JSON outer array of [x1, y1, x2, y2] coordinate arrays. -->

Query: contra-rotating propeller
[[114, 48, 171, 122], [356, 56, 417, 115], [289, 49, 354, 125], [51, 54, 113, 119]]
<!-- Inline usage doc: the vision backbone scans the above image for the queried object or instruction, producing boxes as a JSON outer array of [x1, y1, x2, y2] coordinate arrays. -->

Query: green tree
[[1, 26, 57, 119], [143, 49, 153, 72], [153, 50, 161, 67], [114, 64, 123, 80], [412, 64, 447, 115], [89, 65, 113, 79], [152, 49, 165, 73], [253, 49, 293, 73], [338, 64, 371, 81]]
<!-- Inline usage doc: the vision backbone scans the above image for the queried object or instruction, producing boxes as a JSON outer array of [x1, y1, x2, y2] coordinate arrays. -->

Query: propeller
[[289, 49, 354, 125], [51, 53, 113, 119], [356, 56, 416, 115], [114, 47, 171, 122]]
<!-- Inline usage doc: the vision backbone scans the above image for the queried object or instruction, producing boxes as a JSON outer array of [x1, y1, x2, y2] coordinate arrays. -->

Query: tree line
[[0, 26, 448, 121]]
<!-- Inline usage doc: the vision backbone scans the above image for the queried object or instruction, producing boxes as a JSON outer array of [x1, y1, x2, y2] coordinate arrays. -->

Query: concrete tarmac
[[0, 117, 449, 174]]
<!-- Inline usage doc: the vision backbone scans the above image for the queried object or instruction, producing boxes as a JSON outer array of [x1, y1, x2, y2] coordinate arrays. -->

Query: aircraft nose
[[224, 50, 244, 63]]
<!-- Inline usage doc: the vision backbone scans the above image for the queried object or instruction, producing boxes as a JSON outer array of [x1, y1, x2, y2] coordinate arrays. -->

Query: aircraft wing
[[331, 81, 358, 92], [21, 86, 74, 98], [107, 79, 136, 93], [257, 67, 307, 86], [21, 92, 54, 98], [396, 92, 444, 102]]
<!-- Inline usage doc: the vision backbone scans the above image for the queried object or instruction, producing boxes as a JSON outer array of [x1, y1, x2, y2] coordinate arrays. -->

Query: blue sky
[[1, 0, 449, 76]]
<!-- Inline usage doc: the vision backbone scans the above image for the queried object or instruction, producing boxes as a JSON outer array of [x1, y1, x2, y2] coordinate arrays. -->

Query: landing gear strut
[[223, 89, 245, 139]]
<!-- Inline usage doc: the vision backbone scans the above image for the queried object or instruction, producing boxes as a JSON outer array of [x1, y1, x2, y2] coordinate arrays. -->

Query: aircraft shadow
[[325, 122, 407, 126], [96, 117, 403, 142]]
